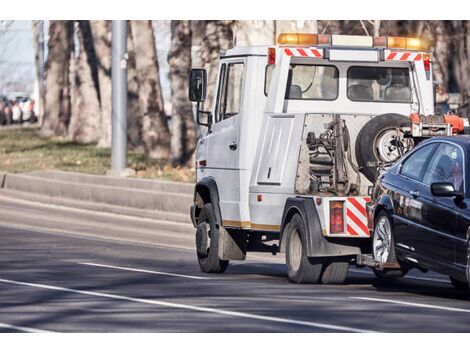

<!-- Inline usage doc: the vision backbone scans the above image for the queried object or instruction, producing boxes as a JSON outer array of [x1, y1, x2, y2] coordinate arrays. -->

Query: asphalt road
[[1, 195, 470, 332]]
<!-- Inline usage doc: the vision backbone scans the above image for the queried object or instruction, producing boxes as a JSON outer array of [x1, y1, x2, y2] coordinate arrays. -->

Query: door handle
[[410, 190, 420, 198], [229, 142, 237, 151]]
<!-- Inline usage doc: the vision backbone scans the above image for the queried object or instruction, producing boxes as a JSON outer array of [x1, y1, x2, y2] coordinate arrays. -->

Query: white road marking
[[351, 296, 470, 313], [0, 277, 378, 333], [0, 322, 54, 333], [77, 262, 210, 280], [349, 268, 451, 284]]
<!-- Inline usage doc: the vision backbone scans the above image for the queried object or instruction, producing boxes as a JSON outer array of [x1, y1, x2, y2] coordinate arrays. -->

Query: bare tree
[[450, 21, 470, 92], [168, 20, 197, 166], [41, 20, 73, 137], [233, 20, 275, 46], [200, 20, 234, 111], [130, 20, 171, 159], [127, 23, 144, 150], [89, 21, 113, 148], [68, 21, 101, 143], [32, 20, 45, 125]]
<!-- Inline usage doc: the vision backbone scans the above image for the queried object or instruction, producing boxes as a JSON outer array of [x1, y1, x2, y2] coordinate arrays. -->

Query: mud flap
[[281, 197, 361, 258], [218, 226, 246, 261]]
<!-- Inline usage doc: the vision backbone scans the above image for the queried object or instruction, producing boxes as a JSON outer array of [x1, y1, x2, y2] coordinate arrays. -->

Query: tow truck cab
[[189, 33, 434, 283]]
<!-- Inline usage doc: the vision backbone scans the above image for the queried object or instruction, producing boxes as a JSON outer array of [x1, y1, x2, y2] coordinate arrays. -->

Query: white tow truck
[[188, 32, 437, 284]]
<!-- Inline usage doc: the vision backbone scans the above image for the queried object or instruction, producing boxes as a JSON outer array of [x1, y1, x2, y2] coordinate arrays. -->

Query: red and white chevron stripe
[[283, 47, 323, 58], [385, 51, 423, 61], [346, 197, 371, 237]]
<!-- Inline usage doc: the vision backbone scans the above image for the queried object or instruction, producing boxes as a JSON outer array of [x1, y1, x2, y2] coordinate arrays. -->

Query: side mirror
[[431, 182, 462, 198], [189, 69, 207, 102], [189, 68, 212, 128]]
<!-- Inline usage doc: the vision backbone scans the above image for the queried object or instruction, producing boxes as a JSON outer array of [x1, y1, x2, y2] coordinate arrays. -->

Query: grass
[[0, 126, 195, 183]]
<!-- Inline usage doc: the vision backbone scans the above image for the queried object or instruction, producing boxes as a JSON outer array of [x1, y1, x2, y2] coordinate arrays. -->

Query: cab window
[[347, 66, 411, 103], [215, 62, 244, 122], [400, 144, 437, 181], [423, 143, 464, 192], [285, 64, 338, 100]]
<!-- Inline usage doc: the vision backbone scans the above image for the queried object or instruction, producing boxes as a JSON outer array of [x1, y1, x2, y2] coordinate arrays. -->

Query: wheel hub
[[375, 128, 412, 163], [373, 216, 392, 263], [289, 231, 302, 271]]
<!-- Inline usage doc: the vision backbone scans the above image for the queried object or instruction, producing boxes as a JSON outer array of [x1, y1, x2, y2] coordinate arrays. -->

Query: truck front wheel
[[196, 204, 229, 273], [285, 214, 323, 284]]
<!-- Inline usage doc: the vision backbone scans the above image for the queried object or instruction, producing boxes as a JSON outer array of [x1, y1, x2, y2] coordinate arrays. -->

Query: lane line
[[351, 296, 470, 313], [0, 322, 55, 333], [349, 268, 451, 284], [0, 277, 378, 333], [77, 262, 210, 280]]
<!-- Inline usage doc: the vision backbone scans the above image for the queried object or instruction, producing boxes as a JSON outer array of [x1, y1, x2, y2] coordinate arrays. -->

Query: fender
[[190, 177, 222, 227], [373, 193, 395, 221], [280, 197, 360, 258]]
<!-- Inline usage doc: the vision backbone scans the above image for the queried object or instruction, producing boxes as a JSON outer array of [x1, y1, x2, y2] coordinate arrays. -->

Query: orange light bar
[[387, 36, 427, 51], [277, 33, 318, 46]]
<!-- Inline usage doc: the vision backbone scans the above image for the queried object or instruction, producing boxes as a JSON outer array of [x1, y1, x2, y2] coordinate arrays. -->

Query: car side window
[[423, 143, 464, 192], [400, 144, 436, 181], [215, 62, 244, 122]]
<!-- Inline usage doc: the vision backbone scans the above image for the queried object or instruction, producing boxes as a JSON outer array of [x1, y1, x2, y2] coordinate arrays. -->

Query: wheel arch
[[373, 193, 395, 224], [191, 177, 223, 227], [280, 197, 360, 258]]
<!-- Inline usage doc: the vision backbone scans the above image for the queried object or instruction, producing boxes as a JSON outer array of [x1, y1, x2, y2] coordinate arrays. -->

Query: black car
[[369, 136, 470, 290]]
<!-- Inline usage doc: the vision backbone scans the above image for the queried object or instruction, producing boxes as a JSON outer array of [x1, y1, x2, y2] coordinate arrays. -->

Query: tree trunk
[[430, 21, 449, 88], [127, 23, 144, 150], [168, 20, 197, 166], [68, 21, 101, 143], [275, 20, 318, 37], [32, 20, 45, 125], [451, 21, 470, 92], [41, 20, 73, 137], [200, 20, 234, 111], [89, 21, 113, 148], [233, 20, 275, 46], [130, 20, 171, 159]]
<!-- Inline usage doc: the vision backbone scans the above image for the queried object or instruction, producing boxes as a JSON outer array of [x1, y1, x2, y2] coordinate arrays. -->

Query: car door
[[391, 143, 438, 255], [201, 60, 245, 221], [417, 142, 463, 271]]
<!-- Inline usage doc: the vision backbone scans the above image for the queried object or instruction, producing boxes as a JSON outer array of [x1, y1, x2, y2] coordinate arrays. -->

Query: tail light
[[268, 47, 276, 65], [330, 201, 345, 234], [423, 53, 431, 71]]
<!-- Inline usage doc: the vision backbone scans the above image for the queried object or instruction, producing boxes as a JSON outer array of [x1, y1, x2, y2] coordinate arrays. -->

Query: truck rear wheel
[[285, 214, 323, 284], [321, 261, 349, 285], [196, 204, 229, 274], [356, 114, 411, 182]]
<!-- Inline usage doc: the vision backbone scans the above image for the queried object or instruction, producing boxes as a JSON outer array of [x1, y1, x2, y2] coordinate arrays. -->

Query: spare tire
[[355, 114, 411, 183]]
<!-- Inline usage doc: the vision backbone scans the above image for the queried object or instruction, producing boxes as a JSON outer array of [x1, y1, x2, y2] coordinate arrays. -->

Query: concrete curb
[[0, 189, 191, 224], [29, 170, 195, 194], [2, 171, 194, 215]]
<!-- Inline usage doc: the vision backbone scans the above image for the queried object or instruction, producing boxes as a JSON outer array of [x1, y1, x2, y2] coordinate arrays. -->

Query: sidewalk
[[0, 170, 194, 224]]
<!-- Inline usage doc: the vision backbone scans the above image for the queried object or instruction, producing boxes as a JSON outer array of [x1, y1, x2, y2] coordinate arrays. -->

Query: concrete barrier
[[2, 171, 194, 216]]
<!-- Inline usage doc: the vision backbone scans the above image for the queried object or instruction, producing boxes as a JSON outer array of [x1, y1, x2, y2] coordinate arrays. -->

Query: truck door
[[203, 59, 245, 221]]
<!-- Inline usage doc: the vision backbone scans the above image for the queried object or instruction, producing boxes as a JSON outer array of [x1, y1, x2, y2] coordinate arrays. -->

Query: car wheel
[[285, 214, 323, 284], [321, 260, 349, 285], [372, 211, 408, 279], [196, 204, 229, 274]]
